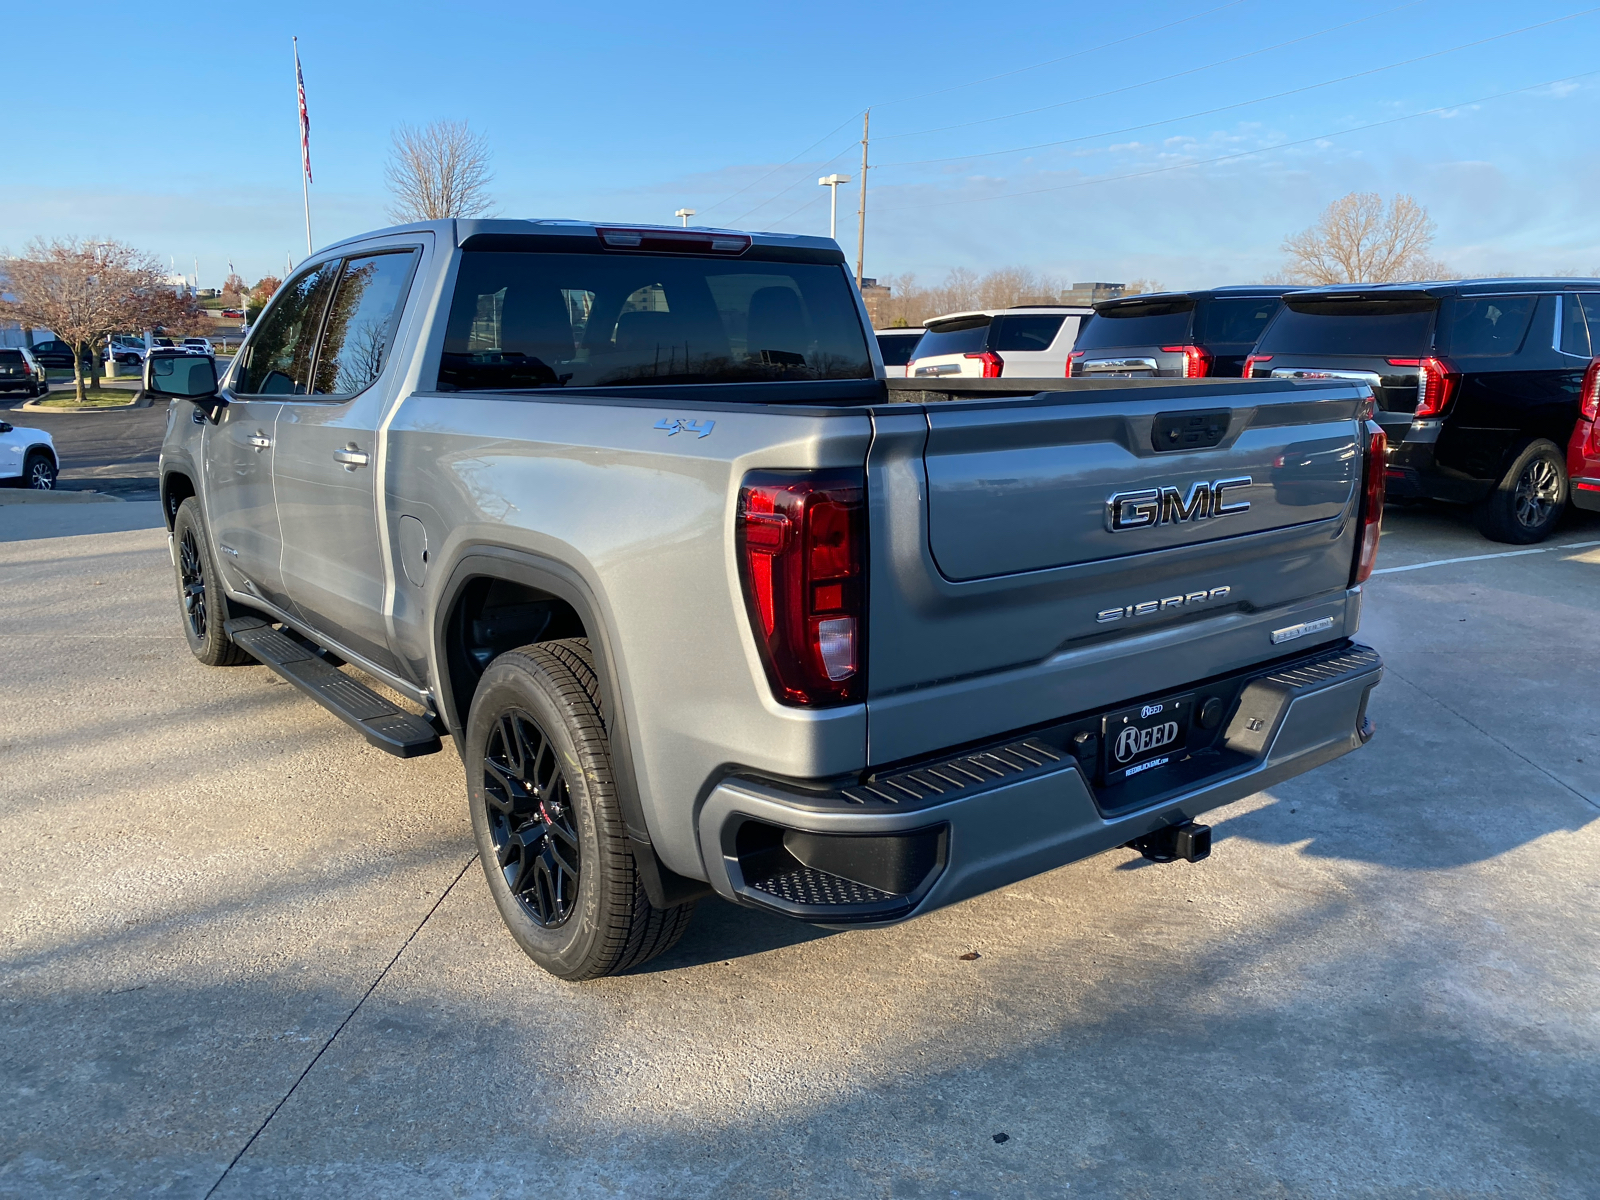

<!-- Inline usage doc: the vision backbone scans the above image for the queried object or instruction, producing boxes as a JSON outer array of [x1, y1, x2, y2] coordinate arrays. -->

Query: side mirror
[[145, 351, 224, 421], [0, 422, 12, 433]]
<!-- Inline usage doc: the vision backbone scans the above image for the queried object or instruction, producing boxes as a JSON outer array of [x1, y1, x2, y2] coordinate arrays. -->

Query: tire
[[171, 498, 251, 666], [1475, 438, 1568, 544], [466, 638, 696, 981], [22, 450, 56, 490]]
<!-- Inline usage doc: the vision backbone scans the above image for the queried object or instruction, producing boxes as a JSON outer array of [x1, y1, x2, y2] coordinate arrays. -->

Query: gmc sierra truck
[[152, 220, 1385, 981]]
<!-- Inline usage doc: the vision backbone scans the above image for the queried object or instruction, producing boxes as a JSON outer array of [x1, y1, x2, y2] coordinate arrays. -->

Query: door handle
[[333, 443, 370, 470], [248, 433, 271, 450]]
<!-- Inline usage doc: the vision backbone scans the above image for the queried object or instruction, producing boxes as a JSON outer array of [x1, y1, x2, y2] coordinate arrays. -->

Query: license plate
[[1103, 693, 1193, 783]]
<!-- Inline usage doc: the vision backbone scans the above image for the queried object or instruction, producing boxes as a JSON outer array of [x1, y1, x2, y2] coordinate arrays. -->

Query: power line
[[874, 9, 1600, 170], [876, 0, 1428, 143], [696, 113, 862, 218], [879, 69, 1600, 213]]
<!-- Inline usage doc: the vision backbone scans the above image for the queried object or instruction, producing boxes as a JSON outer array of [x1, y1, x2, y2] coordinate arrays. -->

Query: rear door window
[[309, 250, 420, 396], [1579, 295, 1600, 353], [437, 252, 872, 390], [989, 314, 1068, 352], [1440, 295, 1537, 358], [1559, 294, 1592, 357], [875, 332, 921, 367], [1255, 297, 1437, 357], [913, 320, 990, 359], [1072, 300, 1194, 349], [237, 263, 337, 395], [1198, 297, 1280, 347]]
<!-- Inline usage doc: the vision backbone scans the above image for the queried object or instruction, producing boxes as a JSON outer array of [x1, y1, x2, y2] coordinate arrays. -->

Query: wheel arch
[[431, 547, 710, 905], [161, 470, 197, 530]]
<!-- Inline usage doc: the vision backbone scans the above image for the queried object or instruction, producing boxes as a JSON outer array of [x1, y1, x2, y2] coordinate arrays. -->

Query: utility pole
[[818, 173, 851, 240], [855, 110, 869, 289], [675, 208, 695, 227]]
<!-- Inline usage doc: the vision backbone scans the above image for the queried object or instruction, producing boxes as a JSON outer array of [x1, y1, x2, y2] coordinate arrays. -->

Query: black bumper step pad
[[225, 617, 441, 758]]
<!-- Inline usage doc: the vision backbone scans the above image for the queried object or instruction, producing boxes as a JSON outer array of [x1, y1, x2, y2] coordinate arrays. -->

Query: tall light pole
[[818, 173, 851, 241], [675, 208, 696, 228]]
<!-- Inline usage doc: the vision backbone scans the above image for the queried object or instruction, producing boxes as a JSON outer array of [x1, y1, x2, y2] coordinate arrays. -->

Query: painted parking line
[[1372, 539, 1600, 576]]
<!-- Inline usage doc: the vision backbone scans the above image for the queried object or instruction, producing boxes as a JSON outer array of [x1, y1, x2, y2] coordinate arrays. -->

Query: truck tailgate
[[865, 379, 1371, 765]]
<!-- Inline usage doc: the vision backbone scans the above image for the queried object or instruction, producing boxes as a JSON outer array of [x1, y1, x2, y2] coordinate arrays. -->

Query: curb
[[18, 391, 148, 413], [0, 489, 123, 505]]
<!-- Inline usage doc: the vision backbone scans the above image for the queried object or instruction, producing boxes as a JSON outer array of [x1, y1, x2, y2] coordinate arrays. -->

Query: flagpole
[[294, 37, 312, 258]]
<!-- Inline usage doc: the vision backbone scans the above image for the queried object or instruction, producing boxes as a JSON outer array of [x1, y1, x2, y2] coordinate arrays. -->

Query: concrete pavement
[[0, 500, 1596, 1197]]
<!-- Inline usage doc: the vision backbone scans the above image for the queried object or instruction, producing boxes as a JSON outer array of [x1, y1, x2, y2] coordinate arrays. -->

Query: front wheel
[[466, 639, 695, 981], [170, 498, 251, 666], [1476, 438, 1567, 544], [22, 450, 56, 490]]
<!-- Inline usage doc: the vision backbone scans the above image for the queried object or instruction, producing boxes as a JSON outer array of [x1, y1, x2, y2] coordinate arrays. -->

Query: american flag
[[294, 38, 312, 184]]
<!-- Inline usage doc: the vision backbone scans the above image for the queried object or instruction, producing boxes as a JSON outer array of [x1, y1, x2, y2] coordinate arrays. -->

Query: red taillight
[[1067, 350, 1085, 377], [1242, 354, 1271, 378], [1415, 356, 1460, 419], [1161, 345, 1213, 378], [1580, 356, 1600, 421], [964, 350, 1004, 378], [737, 470, 865, 707], [1353, 424, 1387, 586]]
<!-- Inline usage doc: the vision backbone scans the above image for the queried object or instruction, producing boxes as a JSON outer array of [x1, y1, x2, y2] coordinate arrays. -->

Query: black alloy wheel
[[170, 497, 250, 666], [1477, 438, 1567, 544], [466, 639, 697, 980], [482, 709, 582, 927], [178, 526, 208, 643]]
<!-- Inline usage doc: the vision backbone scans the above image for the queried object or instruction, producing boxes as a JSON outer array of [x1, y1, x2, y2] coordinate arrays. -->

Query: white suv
[[904, 305, 1092, 380], [0, 419, 59, 489]]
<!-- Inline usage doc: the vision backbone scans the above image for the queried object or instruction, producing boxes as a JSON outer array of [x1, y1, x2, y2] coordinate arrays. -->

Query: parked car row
[[879, 276, 1600, 544]]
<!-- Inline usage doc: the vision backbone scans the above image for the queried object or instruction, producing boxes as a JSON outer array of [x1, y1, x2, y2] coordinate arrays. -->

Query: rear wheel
[[171, 498, 251, 666], [1475, 438, 1567, 544], [466, 639, 695, 981]]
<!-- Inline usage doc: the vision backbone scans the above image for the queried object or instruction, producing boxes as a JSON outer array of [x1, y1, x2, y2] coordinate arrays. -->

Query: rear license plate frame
[[1102, 692, 1194, 784]]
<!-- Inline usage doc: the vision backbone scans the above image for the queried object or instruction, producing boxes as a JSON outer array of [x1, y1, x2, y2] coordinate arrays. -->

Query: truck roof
[[315, 218, 845, 261]]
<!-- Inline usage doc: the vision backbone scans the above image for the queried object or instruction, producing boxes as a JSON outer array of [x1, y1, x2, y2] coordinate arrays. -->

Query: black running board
[[225, 617, 442, 758]]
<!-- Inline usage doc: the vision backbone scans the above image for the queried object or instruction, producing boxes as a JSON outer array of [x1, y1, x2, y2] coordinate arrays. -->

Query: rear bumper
[[1385, 428, 1492, 503], [699, 641, 1382, 925]]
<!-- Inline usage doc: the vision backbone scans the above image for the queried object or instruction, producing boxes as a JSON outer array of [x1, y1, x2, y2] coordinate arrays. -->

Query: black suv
[[1246, 280, 1598, 543], [1069, 286, 1291, 379]]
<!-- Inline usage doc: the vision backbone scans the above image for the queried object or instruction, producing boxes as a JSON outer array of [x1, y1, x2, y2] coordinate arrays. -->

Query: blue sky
[[7, 0, 1599, 289]]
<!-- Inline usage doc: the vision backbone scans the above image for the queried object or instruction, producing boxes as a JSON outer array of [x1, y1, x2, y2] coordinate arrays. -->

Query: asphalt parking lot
[[1, 497, 1597, 1198]]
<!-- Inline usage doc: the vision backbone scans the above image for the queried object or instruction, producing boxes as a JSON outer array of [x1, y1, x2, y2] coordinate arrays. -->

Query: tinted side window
[[990, 314, 1067, 352], [310, 251, 419, 396], [1199, 298, 1280, 347], [1072, 302, 1193, 349], [238, 264, 335, 394], [1559, 294, 1591, 357], [1441, 295, 1537, 358], [876, 332, 921, 367], [912, 321, 989, 358]]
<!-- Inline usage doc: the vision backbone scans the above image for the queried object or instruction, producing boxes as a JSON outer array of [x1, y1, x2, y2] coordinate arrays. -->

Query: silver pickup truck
[[152, 220, 1385, 980]]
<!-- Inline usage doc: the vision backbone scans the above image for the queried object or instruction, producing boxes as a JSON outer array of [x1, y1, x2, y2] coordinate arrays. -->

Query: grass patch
[[33, 388, 139, 408]]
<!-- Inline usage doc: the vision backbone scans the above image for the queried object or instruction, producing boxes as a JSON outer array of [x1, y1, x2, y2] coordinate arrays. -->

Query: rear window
[[1198, 297, 1280, 347], [914, 319, 990, 359], [0, 350, 22, 364], [990, 314, 1069, 352], [1072, 300, 1194, 350], [437, 251, 872, 390], [876, 331, 921, 367], [1439, 295, 1537, 358], [1255, 297, 1437, 357]]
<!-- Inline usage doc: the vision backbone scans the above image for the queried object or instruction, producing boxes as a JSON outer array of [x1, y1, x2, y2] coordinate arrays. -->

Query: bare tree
[[1280, 192, 1451, 284], [1122, 278, 1164, 296], [221, 272, 248, 306], [384, 120, 496, 223], [0, 238, 172, 401]]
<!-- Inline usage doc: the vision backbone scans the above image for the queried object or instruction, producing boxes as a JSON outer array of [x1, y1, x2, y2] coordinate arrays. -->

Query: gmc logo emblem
[[1106, 476, 1252, 532]]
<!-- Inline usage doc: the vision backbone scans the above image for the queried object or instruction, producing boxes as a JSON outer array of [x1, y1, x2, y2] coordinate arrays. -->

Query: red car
[[220, 308, 245, 319], [1569, 357, 1600, 513]]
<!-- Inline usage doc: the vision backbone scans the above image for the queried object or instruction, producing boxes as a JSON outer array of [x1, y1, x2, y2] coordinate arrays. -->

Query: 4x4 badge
[[655, 417, 715, 438]]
